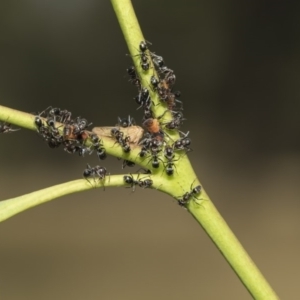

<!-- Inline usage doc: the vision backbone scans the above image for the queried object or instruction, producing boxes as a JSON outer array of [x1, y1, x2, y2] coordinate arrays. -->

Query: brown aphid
[[143, 118, 161, 135], [92, 126, 144, 146], [78, 130, 90, 142], [160, 79, 169, 90], [63, 124, 77, 140]]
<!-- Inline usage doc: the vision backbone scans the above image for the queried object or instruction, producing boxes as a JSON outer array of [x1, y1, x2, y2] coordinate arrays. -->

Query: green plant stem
[[110, 0, 279, 299], [110, 0, 175, 130], [0, 176, 127, 222]]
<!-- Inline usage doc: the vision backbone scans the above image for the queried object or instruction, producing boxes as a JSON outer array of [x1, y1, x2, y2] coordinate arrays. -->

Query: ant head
[[139, 41, 148, 52]]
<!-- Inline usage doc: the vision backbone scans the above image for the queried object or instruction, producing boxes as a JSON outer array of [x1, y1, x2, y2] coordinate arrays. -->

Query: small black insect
[[117, 116, 135, 128], [122, 159, 135, 169], [177, 182, 202, 207], [64, 141, 80, 154], [139, 145, 149, 158], [78, 145, 92, 157], [97, 147, 107, 160], [48, 107, 72, 124], [47, 138, 62, 148], [72, 117, 92, 135], [173, 132, 192, 152], [111, 127, 131, 153], [150, 75, 159, 90], [34, 116, 45, 133], [0, 121, 19, 134], [46, 118, 55, 128], [123, 174, 153, 191], [46, 118, 63, 141], [127, 66, 141, 89], [149, 151, 161, 169], [88, 133, 106, 160], [164, 111, 184, 130], [150, 52, 164, 69], [139, 178, 153, 189], [138, 41, 150, 71], [159, 66, 176, 85], [143, 107, 153, 121], [162, 146, 179, 176], [139, 134, 163, 155], [135, 88, 151, 110], [83, 164, 109, 188]]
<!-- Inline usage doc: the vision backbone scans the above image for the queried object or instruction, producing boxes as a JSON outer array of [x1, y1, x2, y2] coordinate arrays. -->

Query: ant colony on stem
[[28, 40, 201, 206]]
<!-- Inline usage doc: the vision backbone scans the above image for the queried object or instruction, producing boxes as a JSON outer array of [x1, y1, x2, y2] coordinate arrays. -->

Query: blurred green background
[[0, 1, 299, 299]]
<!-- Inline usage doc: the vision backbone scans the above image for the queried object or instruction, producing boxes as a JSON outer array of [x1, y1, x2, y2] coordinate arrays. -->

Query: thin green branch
[[0, 177, 123, 222], [111, 0, 175, 136], [0, 104, 151, 170], [0, 174, 163, 222], [110, 0, 279, 299]]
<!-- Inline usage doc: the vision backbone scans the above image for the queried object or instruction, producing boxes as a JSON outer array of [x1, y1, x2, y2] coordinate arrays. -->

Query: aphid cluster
[[126, 41, 192, 175], [24, 41, 199, 205], [34, 107, 106, 159], [125, 40, 201, 205]]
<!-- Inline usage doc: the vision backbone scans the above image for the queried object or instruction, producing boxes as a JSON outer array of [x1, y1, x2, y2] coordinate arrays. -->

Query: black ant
[[163, 110, 185, 130], [122, 159, 135, 169], [75, 117, 92, 130], [149, 52, 164, 69], [117, 116, 135, 128], [123, 173, 153, 191], [163, 146, 179, 176], [47, 138, 62, 148], [63, 141, 91, 156], [72, 117, 92, 136], [142, 105, 154, 122], [138, 41, 150, 71], [97, 147, 107, 160], [64, 141, 80, 154], [150, 75, 160, 91], [127, 66, 141, 89], [89, 133, 107, 160], [34, 110, 47, 133], [159, 66, 176, 85], [34, 113, 63, 148], [78, 145, 92, 157], [173, 132, 192, 152], [48, 107, 72, 124], [147, 151, 162, 169], [34, 116, 43, 131], [139, 133, 163, 155], [83, 164, 109, 188], [46, 117, 64, 141], [135, 87, 151, 110], [139, 178, 153, 189], [139, 145, 149, 158], [0, 121, 19, 133], [177, 182, 202, 207], [111, 127, 131, 153]]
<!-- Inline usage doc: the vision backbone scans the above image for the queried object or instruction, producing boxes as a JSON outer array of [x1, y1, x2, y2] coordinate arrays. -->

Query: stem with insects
[[110, 0, 279, 299], [0, 0, 279, 298]]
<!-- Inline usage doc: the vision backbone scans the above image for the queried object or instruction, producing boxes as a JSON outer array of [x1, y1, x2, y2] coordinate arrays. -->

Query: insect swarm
[[0, 2, 279, 300]]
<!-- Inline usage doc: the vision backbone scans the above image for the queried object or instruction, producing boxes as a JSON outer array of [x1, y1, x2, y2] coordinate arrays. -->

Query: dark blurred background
[[0, 1, 299, 299]]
